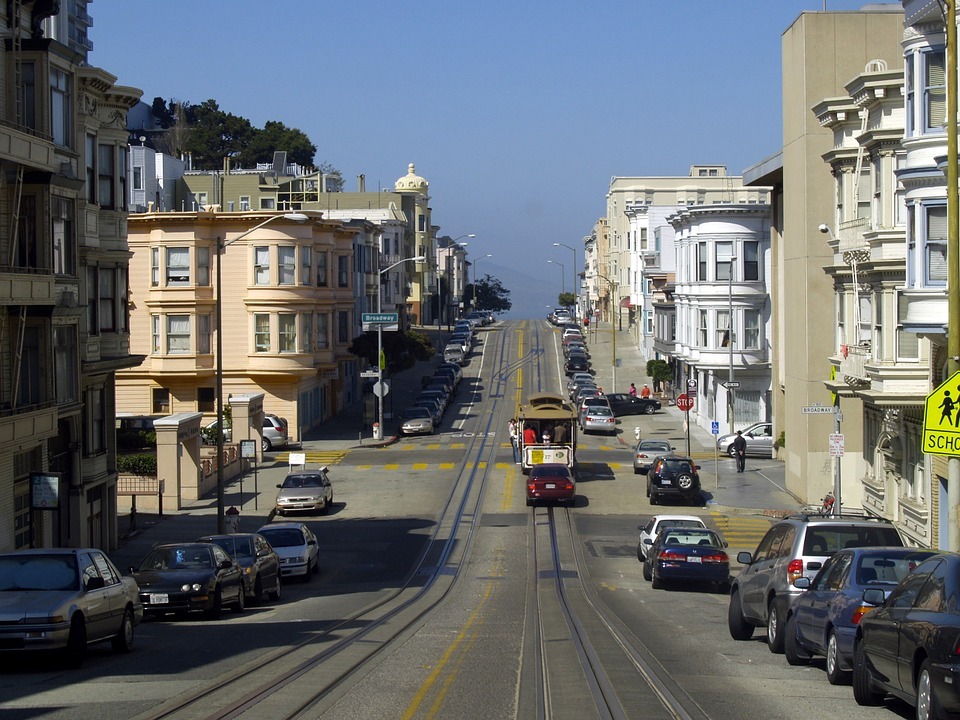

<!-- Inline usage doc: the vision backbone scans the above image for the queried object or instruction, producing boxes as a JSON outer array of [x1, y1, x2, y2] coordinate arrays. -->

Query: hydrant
[[373, 422, 382, 441], [634, 426, 641, 442], [225, 506, 240, 534]]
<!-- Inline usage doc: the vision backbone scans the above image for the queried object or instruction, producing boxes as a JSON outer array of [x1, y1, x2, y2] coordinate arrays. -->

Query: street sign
[[725, 381, 740, 388], [687, 379, 698, 393], [802, 405, 837, 414], [361, 312, 399, 323], [711, 421, 719, 435], [373, 380, 390, 398], [360, 370, 380, 378], [829, 433, 845, 457], [676, 394, 694, 412], [923, 370, 960, 455]]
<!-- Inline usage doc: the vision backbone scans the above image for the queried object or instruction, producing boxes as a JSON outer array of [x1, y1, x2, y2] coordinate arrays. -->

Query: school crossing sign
[[924, 371, 960, 456]]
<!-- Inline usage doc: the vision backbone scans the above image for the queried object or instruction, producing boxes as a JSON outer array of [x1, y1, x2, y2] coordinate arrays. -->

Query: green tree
[[646, 359, 673, 392], [557, 291, 575, 308], [183, 99, 256, 169], [473, 274, 511, 313], [348, 330, 434, 373], [236, 120, 316, 168]]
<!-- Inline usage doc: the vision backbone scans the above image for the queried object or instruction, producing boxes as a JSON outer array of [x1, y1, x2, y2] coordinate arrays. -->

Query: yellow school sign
[[924, 371, 960, 456]]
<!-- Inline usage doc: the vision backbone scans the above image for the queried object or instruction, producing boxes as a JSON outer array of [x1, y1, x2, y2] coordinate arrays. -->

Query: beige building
[[0, 2, 142, 551], [116, 211, 359, 441], [745, 6, 905, 507]]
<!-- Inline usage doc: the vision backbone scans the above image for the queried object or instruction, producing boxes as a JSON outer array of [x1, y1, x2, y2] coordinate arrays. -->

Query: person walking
[[508, 418, 520, 463], [733, 430, 747, 472], [640, 384, 651, 399], [628, 383, 637, 397]]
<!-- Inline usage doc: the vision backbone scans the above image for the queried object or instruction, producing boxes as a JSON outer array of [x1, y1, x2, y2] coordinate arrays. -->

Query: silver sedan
[[580, 405, 617, 435]]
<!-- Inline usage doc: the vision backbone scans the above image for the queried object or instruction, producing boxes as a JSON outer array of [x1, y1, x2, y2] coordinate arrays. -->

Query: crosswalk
[[274, 450, 349, 466], [709, 512, 772, 552]]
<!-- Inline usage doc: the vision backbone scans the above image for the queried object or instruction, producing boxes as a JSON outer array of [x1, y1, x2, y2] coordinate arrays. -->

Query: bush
[[774, 431, 785, 450], [117, 453, 157, 476], [117, 429, 156, 451]]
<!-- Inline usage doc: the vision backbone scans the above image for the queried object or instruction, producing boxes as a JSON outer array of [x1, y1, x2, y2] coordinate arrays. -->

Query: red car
[[526, 464, 576, 507]]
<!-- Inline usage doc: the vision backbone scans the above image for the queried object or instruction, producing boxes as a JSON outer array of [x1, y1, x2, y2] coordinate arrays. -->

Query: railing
[[840, 344, 870, 385], [838, 216, 870, 255]]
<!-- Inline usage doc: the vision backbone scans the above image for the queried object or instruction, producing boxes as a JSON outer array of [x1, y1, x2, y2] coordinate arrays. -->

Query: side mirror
[[643, 538, 653, 545], [737, 551, 753, 565], [862, 588, 886, 606], [219, 559, 232, 569], [793, 577, 811, 590]]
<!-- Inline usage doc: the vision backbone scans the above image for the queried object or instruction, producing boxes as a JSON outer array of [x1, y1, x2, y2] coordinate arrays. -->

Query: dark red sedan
[[526, 463, 576, 507]]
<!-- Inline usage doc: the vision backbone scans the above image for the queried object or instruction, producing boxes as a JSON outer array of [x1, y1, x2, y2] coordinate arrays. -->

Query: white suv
[[262, 414, 289, 451]]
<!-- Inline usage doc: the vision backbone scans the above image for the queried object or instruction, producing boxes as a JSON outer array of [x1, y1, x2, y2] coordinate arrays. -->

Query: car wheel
[[917, 660, 943, 720], [313, 556, 320, 574], [233, 586, 245, 614], [767, 599, 785, 653], [643, 404, 655, 415], [852, 639, 885, 706], [727, 588, 754, 641], [634, 466, 641, 475], [645, 480, 650, 497], [826, 629, 850, 685], [783, 614, 809, 666], [637, 543, 646, 562], [650, 490, 658, 505], [253, 576, 264, 604], [727, 445, 737, 458], [206, 586, 223, 619], [642, 561, 652, 581], [262, 437, 273, 453], [63, 615, 87, 668], [651, 566, 662, 589], [677, 473, 694, 491], [269, 575, 282, 601], [526, 497, 533, 507], [111, 608, 135, 653]]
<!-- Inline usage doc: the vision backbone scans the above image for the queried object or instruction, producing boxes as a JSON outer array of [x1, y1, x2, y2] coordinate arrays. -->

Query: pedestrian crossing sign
[[924, 371, 960, 456]]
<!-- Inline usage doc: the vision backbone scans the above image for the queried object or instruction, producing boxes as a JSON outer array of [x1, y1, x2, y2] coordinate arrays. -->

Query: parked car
[[633, 439, 675, 474], [577, 394, 611, 417], [419, 389, 449, 415], [647, 455, 701, 505], [852, 553, 960, 717], [274, 467, 334, 516], [784, 546, 937, 684], [413, 398, 443, 426], [261, 413, 290, 452], [525, 463, 576, 507], [566, 372, 594, 393], [0, 548, 141, 667], [637, 514, 707, 561], [564, 356, 591, 375], [642, 527, 730, 592], [256, 522, 320, 582], [196, 533, 283, 604], [400, 406, 435, 435], [727, 514, 904, 653], [580, 405, 617, 435], [436, 362, 463, 385], [606, 392, 661, 417], [717, 422, 774, 458], [443, 344, 466, 365], [131, 542, 245, 619]]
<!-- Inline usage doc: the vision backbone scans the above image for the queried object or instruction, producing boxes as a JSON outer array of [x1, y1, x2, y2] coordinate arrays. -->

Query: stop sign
[[676, 393, 694, 412]]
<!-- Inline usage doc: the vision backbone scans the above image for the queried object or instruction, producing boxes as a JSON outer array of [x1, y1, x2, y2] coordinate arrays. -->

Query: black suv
[[727, 513, 903, 653], [646, 455, 701, 505]]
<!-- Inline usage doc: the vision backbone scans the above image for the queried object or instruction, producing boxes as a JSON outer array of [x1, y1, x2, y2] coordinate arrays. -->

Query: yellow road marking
[[384, 464, 399, 470], [439, 463, 455, 470], [412, 463, 428, 470]]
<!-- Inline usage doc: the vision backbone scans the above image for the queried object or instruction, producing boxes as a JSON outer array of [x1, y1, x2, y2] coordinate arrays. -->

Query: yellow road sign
[[924, 371, 960, 456]]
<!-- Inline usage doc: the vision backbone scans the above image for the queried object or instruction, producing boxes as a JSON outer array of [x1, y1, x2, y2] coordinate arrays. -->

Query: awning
[[619, 298, 634, 308]]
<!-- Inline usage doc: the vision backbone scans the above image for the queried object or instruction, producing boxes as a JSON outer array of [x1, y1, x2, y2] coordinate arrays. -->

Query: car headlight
[[181, 583, 203, 592]]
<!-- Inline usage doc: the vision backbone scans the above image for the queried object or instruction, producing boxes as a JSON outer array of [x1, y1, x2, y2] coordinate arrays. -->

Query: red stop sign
[[676, 393, 694, 412]]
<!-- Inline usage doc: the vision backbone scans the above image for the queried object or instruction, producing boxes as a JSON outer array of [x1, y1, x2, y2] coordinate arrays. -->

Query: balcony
[[0, 401, 57, 450], [838, 216, 870, 257], [0, 267, 54, 305], [640, 248, 660, 268], [0, 119, 56, 170], [840, 344, 871, 386]]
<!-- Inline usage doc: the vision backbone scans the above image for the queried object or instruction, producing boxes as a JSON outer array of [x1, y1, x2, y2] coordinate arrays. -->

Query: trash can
[[225, 506, 240, 534]]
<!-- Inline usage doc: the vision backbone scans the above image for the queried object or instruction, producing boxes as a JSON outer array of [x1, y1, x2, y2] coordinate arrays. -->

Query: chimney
[[358, 174, 365, 192]]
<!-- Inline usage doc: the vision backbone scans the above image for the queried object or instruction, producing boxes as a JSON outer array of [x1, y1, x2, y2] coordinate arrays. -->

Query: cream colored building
[[117, 211, 359, 440]]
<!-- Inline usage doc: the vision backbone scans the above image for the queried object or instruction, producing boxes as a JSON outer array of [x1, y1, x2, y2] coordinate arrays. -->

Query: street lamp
[[472, 253, 491, 311], [547, 259, 565, 296], [553, 242, 578, 320], [215, 212, 309, 533], [376, 255, 426, 440]]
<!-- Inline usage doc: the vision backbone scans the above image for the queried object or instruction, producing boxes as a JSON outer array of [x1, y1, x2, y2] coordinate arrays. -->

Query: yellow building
[[117, 211, 359, 440]]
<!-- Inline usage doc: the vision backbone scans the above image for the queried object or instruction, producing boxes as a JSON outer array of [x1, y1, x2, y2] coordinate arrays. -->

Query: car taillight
[[702, 552, 729, 564], [787, 559, 804, 585], [565, 482, 574, 491], [658, 550, 685, 562], [850, 604, 873, 625], [527, 483, 536, 494]]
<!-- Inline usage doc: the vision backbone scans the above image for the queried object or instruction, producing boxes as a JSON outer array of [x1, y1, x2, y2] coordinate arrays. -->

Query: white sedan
[[637, 515, 707, 560]]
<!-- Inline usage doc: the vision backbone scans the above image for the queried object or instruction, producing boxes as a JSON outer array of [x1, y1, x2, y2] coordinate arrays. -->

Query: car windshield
[[207, 537, 255, 559], [661, 530, 722, 547], [0, 554, 78, 591], [283, 474, 325, 489], [656, 519, 704, 532], [139, 546, 212, 570], [404, 408, 431, 419], [259, 529, 305, 548], [530, 465, 570, 479], [661, 458, 696, 473], [639, 442, 671, 452], [856, 551, 936, 585], [802, 526, 903, 555], [588, 408, 613, 417]]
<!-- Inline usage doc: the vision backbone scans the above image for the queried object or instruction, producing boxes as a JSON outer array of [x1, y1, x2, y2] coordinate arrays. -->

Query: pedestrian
[[554, 422, 568, 444], [733, 430, 747, 472], [640, 384, 651, 399], [541, 424, 553, 444], [523, 423, 538, 446], [629, 383, 637, 397], [508, 418, 520, 463]]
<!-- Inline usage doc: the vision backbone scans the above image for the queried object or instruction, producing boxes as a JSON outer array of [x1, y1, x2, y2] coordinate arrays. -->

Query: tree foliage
[[236, 120, 317, 168], [348, 330, 434, 373], [557, 292, 576, 308], [471, 274, 511, 314]]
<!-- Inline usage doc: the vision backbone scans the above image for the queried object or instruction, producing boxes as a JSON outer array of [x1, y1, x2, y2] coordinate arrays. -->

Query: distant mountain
[[483, 262, 563, 321]]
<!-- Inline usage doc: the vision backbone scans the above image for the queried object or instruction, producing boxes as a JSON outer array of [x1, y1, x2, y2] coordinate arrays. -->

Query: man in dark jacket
[[733, 431, 747, 472]]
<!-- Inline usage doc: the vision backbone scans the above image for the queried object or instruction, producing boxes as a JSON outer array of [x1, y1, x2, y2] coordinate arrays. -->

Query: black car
[[606, 392, 661, 416], [853, 553, 960, 717], [564, 356, 591, 375], [131, 542, 245, 619], [196, 533, 282, 604], [647, 455, 701, 505]]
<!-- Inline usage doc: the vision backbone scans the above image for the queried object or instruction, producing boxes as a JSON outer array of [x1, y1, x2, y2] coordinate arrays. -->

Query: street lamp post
[[473, 253, 491, 311], [553, 242, 578, 320], [547, 259, 565, 296], [376, 256, 425, 440], [215, 212, 308, 533]]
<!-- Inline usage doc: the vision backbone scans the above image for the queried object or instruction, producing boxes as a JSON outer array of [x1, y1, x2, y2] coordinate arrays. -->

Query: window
[[133, 165, 143, 191], [859, 295, 872, 345], [198, 387, 215, 413], [85, 387, 105, 455], [53, 325, 78, 403], [15, 195, 38, 269], [925, 48, 946, 131], [317, 313, 329, 349], [198, 314, 211, 354], [254, 313, 270, 352], [166, 247, 190, 285], [119, 147, 127, 211], [418, 214, 427, 232], [698, 309, 708, 347], [925, 204, 947, 286], [85, 134, 96, 204], [716, 242, 733, 281], [196, 192, 207, 209], [240, 196, 251, 211], [301, 313, 313, 351], [317, 252, 328, 286], [697, 243, 707, 281], [119, 267, 128, 333], [279, 313, 297, 352], [897, 295, 919, 360], [338, 255, 349, 287], [51, 197, 75, 275], [255, 247, 270, 285], [151, 315, 160, 353], [99, 267, 116, 331], [17, 60, 36, 130], [278, 246, 296, 285], [166, 315, 190, 354], [743, 242, 759, 281], [717, 310, 730, 349], [338, 310, 349, 343], [50, 68, 72, 147], [151, 247, 160, 287], [197, 247, 210, 286], [152, 388, 170, 414], [98, 144, 114, 208], [744, 309, 761, 349], [301, 247, 311, 286], [260, 197, 276, 210], [857, 168, 872, 220]]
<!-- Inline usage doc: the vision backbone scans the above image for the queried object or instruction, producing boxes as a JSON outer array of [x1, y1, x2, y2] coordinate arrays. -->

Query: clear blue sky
[[90, 0, 899, 318]]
